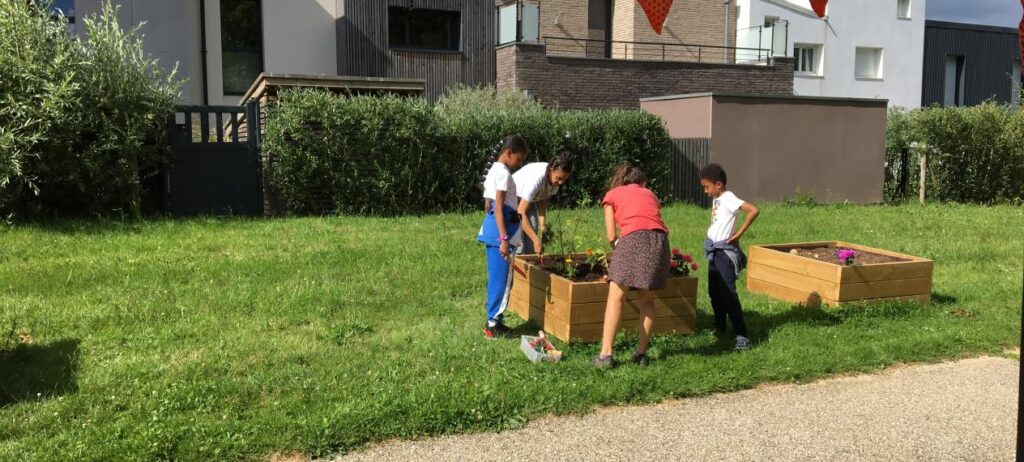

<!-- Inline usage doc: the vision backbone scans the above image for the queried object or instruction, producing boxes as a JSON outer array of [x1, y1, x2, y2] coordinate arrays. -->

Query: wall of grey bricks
[[496, 43, 794, 110]]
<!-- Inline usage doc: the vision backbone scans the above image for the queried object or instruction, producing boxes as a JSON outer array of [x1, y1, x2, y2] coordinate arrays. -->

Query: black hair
[[549, 150, 574, 174], [479, 134, 529, 190], [610, 163, 646, 189], [699, 163, 727, 185], [501, 134, 529, 156]]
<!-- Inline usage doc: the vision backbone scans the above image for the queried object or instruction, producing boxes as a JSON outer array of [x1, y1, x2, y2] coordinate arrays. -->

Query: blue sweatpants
[[485, 245, 516, 324]]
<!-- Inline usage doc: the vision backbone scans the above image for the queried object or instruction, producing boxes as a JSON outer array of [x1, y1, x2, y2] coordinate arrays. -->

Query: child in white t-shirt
[[512, 151, 574, 255], [699, 163, 759, 351], [477, 135, 529, 339]]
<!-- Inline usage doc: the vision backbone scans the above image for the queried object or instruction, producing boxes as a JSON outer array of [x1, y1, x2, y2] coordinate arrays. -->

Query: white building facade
[[735, 0, 926, 108]]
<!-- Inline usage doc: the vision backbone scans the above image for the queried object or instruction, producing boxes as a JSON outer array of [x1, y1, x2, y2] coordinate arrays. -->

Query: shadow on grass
[[931, 292, 958, 306], [0, 339, 80, 408], [653, 304, 843, 358]]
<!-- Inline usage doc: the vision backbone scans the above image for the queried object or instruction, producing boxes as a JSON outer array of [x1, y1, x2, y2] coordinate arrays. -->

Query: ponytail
[[609, 163, 646, 189]]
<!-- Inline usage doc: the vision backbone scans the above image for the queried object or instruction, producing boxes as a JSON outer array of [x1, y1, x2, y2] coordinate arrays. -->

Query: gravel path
[[336, 356, 1019, 462]]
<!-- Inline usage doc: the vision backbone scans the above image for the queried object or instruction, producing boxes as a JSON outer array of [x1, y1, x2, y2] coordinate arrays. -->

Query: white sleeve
[[517, 176, 540, 202], [723, 193, 745, 214], [493, 168, 510, 192]]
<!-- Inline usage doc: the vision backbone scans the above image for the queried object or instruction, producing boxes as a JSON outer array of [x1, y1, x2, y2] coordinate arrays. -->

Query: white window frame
[[793, 43, 822, 76], [855, 47, 884, 80], [897, 0, 911, 19]]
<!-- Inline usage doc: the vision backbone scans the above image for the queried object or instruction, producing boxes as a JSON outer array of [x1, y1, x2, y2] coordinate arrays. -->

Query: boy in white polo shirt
[[700, 163, 760, 351]]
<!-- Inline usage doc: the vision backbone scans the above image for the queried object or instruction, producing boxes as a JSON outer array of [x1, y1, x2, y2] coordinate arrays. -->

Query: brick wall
[[496, 43, 794, 110]]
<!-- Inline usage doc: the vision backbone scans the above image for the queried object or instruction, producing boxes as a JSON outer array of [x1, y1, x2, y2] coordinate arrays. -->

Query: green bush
[[0, 0, 180, 217], [263, 87, 672, 216], [885, 103, 1024, 204]]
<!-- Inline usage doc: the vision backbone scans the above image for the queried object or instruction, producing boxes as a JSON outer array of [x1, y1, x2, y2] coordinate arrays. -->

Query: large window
[[943, 55, 965, 106], [388, 7, 461, 51], [794, 44, 822, 75], [220, 0, 263, 95], [855, 47, 883, 79]]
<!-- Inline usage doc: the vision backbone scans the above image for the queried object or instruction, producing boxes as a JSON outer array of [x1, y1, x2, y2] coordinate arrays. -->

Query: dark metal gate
[[668, 138, 711, 207], [165, 102, 262, 216]]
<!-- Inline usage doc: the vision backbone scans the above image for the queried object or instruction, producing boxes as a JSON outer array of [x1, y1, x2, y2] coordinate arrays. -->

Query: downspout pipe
[[200, 0, 210, 105]]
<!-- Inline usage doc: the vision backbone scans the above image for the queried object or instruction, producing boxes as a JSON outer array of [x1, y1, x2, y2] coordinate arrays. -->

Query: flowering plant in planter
[[670, 248, 698, 277], [836, 248, 857, 266]]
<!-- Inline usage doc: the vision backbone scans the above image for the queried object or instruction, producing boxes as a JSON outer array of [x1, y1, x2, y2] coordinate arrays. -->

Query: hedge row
[[262, 87, 671, 216], [886, 103, 1024, 204], [0, 0, 180, 217]]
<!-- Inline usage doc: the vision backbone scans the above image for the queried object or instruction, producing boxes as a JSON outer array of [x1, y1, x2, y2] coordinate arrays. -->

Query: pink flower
[[682, 254, 693, 263], [672, 248, 680, 255], [691, 263, 699, 271], [670, 261, 680, 269]]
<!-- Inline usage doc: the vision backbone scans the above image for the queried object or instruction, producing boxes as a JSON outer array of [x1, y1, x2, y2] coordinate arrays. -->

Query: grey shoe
[[735, 336, 751, 351], [592, 355, 616, 369]]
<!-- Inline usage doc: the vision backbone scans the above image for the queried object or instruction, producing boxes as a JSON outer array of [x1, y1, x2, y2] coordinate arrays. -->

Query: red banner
[[637, 0, 673, 35], [810, 0, 828, 18]]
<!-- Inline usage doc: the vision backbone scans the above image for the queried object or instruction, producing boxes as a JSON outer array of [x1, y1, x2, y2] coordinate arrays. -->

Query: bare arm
[[604, 205, 617, 248], [537, 200, 548, 233], [494, 191, 509, 239], [728, 201, 760, 244], [517, 198, 541, 247]]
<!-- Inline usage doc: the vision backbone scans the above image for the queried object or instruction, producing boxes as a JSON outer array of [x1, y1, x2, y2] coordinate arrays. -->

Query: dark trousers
[[708, 250, 749, 337]]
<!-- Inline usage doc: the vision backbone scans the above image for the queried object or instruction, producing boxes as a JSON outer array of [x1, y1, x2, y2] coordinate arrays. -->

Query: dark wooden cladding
[[337, 0, 496, 101], [922, 20, 1022, 107], [668, 138, 711, 207]]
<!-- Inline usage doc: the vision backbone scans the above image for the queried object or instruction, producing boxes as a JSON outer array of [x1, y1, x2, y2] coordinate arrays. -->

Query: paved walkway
[[337, 356, 1019, 462]]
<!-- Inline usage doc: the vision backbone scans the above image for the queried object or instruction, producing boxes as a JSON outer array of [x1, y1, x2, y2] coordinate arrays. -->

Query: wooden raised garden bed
[[509, 254, 697, 342], [746, 241, 933, 306]]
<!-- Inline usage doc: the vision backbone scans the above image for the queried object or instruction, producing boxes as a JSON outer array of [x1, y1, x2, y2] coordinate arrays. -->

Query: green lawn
[[1, 203, 1021, 460]]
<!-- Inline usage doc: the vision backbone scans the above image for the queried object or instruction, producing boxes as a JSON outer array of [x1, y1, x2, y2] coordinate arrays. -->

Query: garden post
[[919, 151, 927, 204]]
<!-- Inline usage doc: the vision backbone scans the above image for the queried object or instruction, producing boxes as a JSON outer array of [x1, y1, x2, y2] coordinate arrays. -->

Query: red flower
[[670, 261, 680, 269], [671, 248, 680, 255], [691, 263, 699, 271], [682, 254, 693, 263]]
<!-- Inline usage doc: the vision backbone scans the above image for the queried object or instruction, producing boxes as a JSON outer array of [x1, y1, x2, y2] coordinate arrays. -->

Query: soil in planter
[[779, 246, 909, 265], [537, 261, 608, 282]]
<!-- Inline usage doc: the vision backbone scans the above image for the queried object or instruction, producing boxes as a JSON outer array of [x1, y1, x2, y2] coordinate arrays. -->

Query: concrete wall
[[641, 93, 887, 203], [75, 0, 205, 104], [735, 0, 926, 108], [497, 43, 794, 109], [262, 0, 336, 75]]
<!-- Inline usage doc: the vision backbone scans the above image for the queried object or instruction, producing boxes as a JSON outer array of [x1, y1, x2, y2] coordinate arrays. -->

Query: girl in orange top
[[593, 164, 670, 368]]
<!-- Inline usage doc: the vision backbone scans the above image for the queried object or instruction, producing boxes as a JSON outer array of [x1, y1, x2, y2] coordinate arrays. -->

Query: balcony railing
[[542, 36, 775, 65]]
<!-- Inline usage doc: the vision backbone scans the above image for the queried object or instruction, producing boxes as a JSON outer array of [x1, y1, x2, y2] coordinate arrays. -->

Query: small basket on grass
[[519, 331, 563, 363]]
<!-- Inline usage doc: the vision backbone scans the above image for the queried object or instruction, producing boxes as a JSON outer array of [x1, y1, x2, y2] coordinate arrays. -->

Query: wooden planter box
[[746, 241, 933, 306], [509, 254, 697, 342]]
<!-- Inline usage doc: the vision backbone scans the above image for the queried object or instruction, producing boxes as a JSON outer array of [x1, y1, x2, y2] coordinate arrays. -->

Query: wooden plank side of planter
[[749, 245, 840, 283], [747, 262, 841, 301], [529, 306, 570, 341], [569, 277, 698, 304], [561, 297, 698, 324], [747, 277, 832, 305], [566, 316, 696, 342], [836, 277, 933, 302], [839, 260, 934, 284]]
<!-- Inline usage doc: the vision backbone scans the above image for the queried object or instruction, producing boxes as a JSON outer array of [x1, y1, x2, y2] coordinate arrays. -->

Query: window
[[496, 3, 517, 45], [220, 0, 263, 95], [897, 0, 911, 18], [794, 44, 822, 75], [388, 7, 461, 51], [943, 55, 966, 106], [46, 0, 75, 32], [855, 47, 883, 79]]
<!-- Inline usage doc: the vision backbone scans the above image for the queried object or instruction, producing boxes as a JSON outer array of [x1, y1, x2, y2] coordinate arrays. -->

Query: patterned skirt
[[608, 230, 671, 290]]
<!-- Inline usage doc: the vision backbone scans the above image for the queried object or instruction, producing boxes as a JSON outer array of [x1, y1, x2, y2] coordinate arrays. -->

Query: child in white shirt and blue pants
[[478, 135, 529, 339]]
